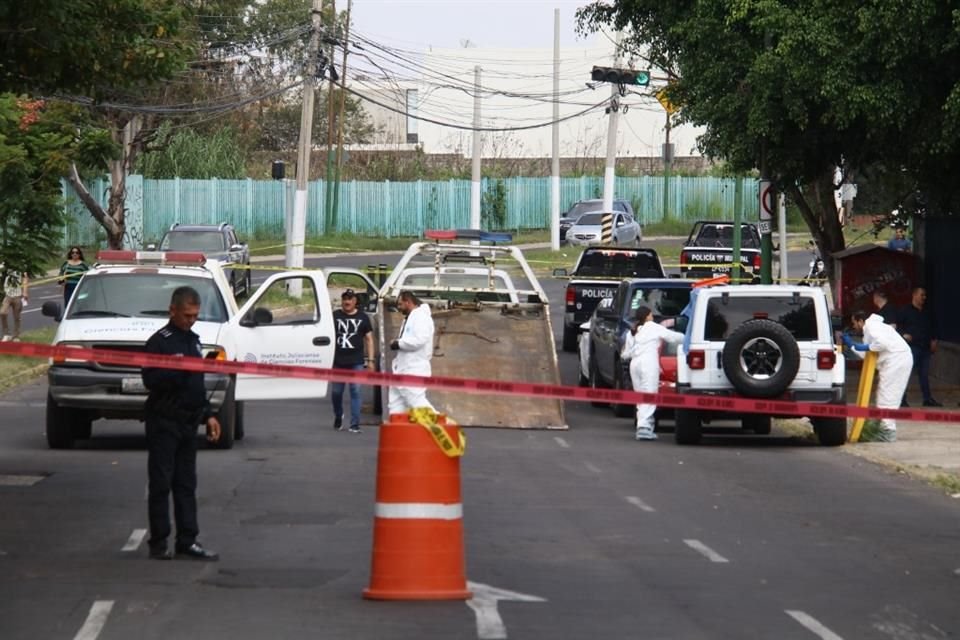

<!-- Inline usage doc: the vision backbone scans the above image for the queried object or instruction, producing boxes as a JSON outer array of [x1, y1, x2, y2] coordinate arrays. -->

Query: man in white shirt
[[0, 266, 28, 342], [388, 291, 436, 414]]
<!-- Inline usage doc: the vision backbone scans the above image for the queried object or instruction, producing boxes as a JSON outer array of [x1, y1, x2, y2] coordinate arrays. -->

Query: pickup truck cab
[[679, 221, 761, 282], [41, 250, 378, 450], [554, 247, 665, 352], [675, 284, 846, 446]]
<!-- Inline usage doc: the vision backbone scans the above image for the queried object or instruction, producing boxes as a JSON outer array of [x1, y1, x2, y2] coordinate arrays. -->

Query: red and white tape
[[1, 341, 957, 425]]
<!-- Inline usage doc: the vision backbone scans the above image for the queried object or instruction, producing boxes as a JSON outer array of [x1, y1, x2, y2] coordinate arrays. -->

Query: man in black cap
[[331, 289, 374, 433]]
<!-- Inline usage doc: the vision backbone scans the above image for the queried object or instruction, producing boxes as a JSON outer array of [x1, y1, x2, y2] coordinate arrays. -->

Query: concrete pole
[[601, 33, 622, 213], [778, 192, 789, 283], [550, 8, 561, 251], [332, 0, 352, 227], [324, 0, 338, 230], [470, 65, 482, 231], [290, 0, 323, 296]]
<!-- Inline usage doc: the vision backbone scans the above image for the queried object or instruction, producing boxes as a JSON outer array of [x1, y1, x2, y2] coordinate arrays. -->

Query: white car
[[42, 250, 378, 450], [566, 211, 642, 247]]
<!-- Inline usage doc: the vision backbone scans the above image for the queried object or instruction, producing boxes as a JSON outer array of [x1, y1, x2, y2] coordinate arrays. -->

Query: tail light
[[686, 349, 706, 369], [565, 286, 575, 307], [817, 349, 836, 370], [680, 251, 688, 267], [752, 253, 762, 270]]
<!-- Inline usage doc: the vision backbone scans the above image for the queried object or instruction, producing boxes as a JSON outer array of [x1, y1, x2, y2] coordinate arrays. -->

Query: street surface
[[3, 244, 958, 639]]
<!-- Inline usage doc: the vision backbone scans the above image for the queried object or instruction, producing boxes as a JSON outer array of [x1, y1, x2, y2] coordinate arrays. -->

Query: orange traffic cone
[[363, 412, 471, 600]]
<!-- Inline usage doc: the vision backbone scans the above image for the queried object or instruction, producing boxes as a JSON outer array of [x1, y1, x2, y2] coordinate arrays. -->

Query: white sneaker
[[11, 337, 19, 342], [0, 335, 10, 342]]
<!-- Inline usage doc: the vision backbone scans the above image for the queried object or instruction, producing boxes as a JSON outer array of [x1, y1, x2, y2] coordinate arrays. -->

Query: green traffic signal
[[633, 71, 650, 85]]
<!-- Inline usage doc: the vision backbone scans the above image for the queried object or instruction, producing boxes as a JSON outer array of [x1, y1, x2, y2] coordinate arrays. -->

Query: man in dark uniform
[[898, 286, 941, 407], [142, 286, 221, 560]]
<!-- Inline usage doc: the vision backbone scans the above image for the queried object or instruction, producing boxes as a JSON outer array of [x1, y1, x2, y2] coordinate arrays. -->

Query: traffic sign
[[759, 180, 774, 222], [656, 89, 676, 115]]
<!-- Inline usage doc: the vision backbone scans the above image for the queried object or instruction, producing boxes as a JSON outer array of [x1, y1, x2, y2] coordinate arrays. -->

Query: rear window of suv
[[704, 295, 819, 342], [161, 231, 226, 252]]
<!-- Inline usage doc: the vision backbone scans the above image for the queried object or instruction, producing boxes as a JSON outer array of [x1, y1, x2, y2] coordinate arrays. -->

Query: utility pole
[[550, 8, 560, 251], [289, 0, 324, 296], [324, 0, 337, 231], [470, 65, 482, 231], [601, 33, 622, 214], [732, 177, 742, 284], [662, 114, 672, 221], [332, 0, 352, 225]]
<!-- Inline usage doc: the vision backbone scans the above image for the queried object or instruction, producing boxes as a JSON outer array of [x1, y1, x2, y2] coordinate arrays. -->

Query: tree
[[577, 1, 960, 284], [136, 123, 246, 179], [0, 96, 76, 277]]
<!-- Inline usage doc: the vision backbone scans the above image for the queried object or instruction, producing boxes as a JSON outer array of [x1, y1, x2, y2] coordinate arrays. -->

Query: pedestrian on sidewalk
[[887, 227, 911, 252], [898, 287, 940, 407], [0, 266, 28, 342], [388, 291, 436, 414], [621, 305, 685, 441], [844, 311, 913, 442], [331, 289, 374, 433], [58, 246, 89, 307], [872, 290, 898, 328]]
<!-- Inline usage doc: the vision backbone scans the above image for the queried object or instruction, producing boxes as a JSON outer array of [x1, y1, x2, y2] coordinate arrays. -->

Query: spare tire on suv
[[721, 319, 800, 398]]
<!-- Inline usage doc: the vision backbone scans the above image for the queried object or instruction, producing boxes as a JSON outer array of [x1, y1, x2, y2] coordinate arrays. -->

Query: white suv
[[675, 285, 846, 446]]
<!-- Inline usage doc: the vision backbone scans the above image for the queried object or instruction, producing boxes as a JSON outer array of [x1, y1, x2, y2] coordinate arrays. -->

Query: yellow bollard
[[848, 351, 878, 443]]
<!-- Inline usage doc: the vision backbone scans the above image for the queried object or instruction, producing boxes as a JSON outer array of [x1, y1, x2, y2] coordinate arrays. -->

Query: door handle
[[313, 336, 331, 346]]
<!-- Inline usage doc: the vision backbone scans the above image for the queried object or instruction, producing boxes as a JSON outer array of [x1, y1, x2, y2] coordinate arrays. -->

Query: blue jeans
[[331, 363, 365, 428]]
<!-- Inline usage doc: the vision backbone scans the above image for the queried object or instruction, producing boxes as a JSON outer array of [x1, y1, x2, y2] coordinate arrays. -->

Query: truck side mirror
[[41, 300, 62, 322]]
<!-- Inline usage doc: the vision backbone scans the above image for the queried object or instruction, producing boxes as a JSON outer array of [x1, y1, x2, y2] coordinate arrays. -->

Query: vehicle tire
[[46, 392, 76, 449], [721, 320, 800, 398], [742, 414, 772, 435], [674, 409, 702, 445], [244, 267, 252, 298], [72, 413, 93, 440], [813, 417, 847, 447], [213, 382, 237, 450], [612, 359, 633, 418], [589, 356, 609, 408], [234, 402, 245, 441], [561, 325, 578, 352]]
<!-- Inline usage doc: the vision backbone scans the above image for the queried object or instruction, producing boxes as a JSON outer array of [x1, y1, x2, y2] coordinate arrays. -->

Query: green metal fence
[[62, 175, 759, 247]]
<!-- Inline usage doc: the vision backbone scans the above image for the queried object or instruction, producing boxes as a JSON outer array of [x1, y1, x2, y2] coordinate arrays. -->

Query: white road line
[[625, 496, 656, 513], [584, 462, 602, 474], [121, 528, 147, 552], [785, 610, 844, 640], [73, 600, 114, 640], [683, 539, 729, 563], [553, 437, 570, 449]]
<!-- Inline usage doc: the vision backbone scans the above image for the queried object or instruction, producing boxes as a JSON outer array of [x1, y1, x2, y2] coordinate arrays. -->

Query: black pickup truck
[[554, 247, 665, 351], [679, 221, 761, 282]]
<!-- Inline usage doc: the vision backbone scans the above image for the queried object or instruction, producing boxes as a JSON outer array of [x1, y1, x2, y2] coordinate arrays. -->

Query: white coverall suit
[[388, 303, 437, 414], [858, 313, 913, 435], [621, 322, 685, 439]]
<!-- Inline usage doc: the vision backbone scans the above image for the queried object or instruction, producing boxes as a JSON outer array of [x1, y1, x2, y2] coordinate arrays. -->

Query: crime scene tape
[[1, 340, 957, 425]]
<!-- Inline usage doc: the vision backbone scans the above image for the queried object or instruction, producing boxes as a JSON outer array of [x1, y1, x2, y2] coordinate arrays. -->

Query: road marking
[[553, 437, 570, 449], [467, 581, 546, 639], [785, 610, 844, 639], [625, 496, 656, 513], [73, 600, 114, 640], [0, 474, 45, 486], [584, 462, 602, 474], [121, 528, 147, 552], [683, 539, 729, 563]]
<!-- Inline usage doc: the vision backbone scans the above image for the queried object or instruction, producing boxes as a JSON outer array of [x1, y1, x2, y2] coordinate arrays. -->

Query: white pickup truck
[[41, 250, 378, 449], [376, 233, 566, 429]]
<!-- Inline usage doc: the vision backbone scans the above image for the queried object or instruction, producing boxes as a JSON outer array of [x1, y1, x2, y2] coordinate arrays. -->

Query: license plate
[[121, 378, 147, 394]]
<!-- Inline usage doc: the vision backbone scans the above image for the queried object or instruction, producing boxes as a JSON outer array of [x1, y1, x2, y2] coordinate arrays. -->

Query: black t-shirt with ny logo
[[333, 309, 373, 367]]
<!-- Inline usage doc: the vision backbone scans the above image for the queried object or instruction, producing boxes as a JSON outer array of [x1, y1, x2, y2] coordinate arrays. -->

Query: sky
[[349, 0, 597, 50]]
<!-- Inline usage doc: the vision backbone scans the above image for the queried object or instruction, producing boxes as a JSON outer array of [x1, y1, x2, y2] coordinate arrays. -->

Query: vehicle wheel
[[589, 356, 609, 408], [244, 267, 252, 297], [721, 320, 800, 398], [612, 360, 633, 418], [72, 413, 93, 440], [234, 402, 245, 441], [674, 409, 702, 445], [46, 392, 76, 449], [813, 417, 847, 447], [742, 414, 772, 435], [213, 381, 237, 450], [561, 325, 578, 352]]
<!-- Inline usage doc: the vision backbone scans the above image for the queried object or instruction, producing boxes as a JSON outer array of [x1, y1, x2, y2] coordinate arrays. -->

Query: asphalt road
[[2, 256, 959, 639]]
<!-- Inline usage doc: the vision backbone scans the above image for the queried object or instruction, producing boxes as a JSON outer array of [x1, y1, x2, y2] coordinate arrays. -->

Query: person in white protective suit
[[388, 291, 437, 414], [844, 310, 913, 441], [620, 305, 685, 441]]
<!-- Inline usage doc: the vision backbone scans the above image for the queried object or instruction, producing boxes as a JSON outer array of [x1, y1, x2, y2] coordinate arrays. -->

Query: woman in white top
[[620, 305, 685, 440]]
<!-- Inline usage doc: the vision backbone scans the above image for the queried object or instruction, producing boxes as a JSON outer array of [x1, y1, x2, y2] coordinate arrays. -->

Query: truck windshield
[[67, 274, 228, 323], [161, 231, 226, 252], [577, 251, 663, 278]]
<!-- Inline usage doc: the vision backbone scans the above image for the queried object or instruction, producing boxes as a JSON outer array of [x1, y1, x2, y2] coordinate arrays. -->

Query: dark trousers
[[146, 415, 199, 550], [911, 345, 934, 403]]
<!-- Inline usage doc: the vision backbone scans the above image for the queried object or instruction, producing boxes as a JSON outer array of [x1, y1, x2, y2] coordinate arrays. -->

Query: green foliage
[[481, 180, 508, 230], [0, 95, 73, 277], [137, 123, 246, 179]]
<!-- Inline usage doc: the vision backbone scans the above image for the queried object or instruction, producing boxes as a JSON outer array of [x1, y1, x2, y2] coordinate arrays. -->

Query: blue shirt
[[887, 237, 911, 252]]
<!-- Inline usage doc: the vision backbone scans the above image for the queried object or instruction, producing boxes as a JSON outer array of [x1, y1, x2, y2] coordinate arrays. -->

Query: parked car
[[679, 221, 761, 282], [560, 199, 636, 244], [579, 278, 694, 419], [566, 211, 642, 247], [149, 223, 252, 298]]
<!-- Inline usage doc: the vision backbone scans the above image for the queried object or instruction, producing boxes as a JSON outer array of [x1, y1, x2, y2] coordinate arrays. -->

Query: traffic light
[[591, 66, 651, 86]]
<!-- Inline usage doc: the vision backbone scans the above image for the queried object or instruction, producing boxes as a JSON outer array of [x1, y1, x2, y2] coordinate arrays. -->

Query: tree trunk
[[786, 167, 846, 303]]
